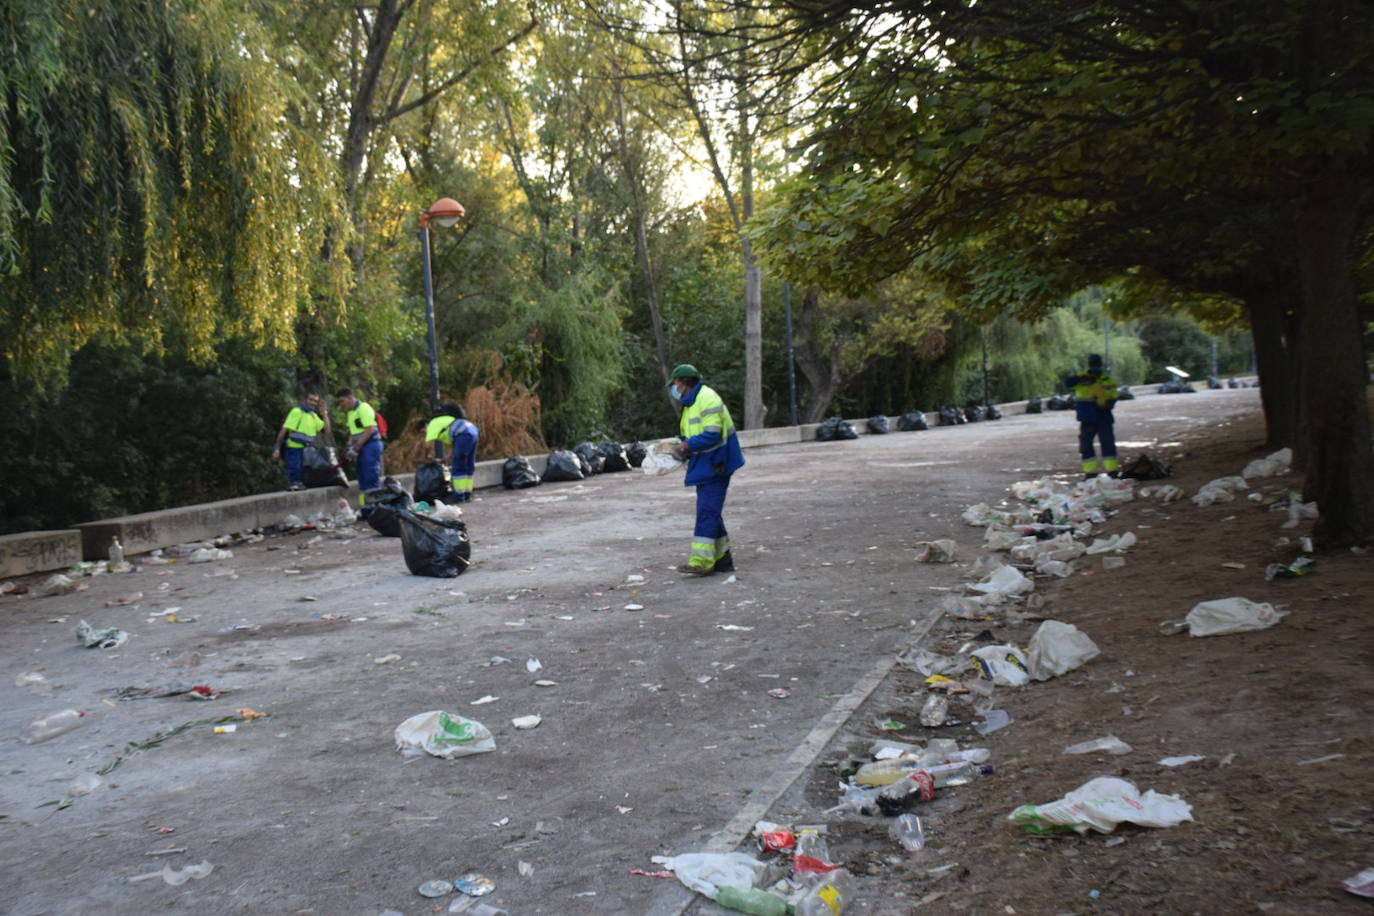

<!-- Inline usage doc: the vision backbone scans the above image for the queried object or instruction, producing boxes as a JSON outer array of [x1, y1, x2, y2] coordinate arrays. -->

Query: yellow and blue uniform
[[281, 403, 325, 486], [346, 400, 384, 508], [678, 382, 746, 571], [1065, 360, 1119, 477], [425, 415, 480, 501]]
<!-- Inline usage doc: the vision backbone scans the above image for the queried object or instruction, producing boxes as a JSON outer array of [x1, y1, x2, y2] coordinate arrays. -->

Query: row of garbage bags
[[819, 405, 1006, 441], [501, 440, 648, 489]]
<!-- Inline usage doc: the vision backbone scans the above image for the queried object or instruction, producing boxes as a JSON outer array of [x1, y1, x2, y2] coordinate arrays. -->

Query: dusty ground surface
[[1, 387, 1368, 916]]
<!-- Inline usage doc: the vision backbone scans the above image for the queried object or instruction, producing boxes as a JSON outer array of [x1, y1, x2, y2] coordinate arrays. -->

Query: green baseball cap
[[670, 364, 701, 380]]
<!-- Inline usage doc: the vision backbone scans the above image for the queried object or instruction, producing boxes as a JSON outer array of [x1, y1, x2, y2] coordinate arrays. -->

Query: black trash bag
[[937, 406, 964, 426], [396, 510, 471, 578], [626, 441, 648, 468], [985, 404, 1003, 420], [302, 446, 349, 488], [364, 476, 413, 538], [1207, 376, 1223, 390], [502, 456, 541, 490], [1116, 386, 1136, 400], [1119, 454, 1174, 481], [1157, 380, 1196, 394], [964, 405, 983, 423], [599, 442, 631, 472], [413, 460, 452, 504], [816, 416, 858, 441], [897, 411, 928, 431], [867, 415, 891, 434], [1025, 396, 1043, 414], [573, 442, 606, 474], [543, 449, 586, 482], [1046, 394, 1075, 410]]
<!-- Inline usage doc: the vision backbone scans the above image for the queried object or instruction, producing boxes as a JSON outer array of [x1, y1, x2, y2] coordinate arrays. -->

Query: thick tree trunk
[[794, 289, 842, 422], [740, 110, 765, 429], [1243, 289, 1298, 451], [1293, 171, 1374, 546]]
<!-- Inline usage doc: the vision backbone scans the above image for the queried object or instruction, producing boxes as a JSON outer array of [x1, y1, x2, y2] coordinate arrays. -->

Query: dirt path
[[3, 388, 1367, 915]]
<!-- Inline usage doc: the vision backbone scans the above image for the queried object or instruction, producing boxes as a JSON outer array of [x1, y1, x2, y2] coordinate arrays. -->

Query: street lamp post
[[419, 197, 466, 421]]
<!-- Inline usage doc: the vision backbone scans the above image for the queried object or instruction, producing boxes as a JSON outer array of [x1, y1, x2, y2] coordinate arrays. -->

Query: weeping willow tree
[[0, 0, 347, 388]]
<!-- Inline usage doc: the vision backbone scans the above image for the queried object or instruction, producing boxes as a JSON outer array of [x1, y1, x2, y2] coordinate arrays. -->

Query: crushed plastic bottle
[[108, 537, 124, 567], [918, 694, 948, 727], [716, 885, 791, 916], [890, 813, 925, 851], [24, 709, 86, 744], [795, 868, 852, 915]]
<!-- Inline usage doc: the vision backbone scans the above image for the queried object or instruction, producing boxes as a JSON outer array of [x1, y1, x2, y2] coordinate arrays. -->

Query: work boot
[[288, 482, 305, 491], [713, 552, 735, 572], [677, 564, 715, 577]]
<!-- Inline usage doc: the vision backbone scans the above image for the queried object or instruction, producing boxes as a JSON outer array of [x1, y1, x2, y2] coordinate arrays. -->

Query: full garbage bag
[[396, 510, 470, 578], [897, 411, 928, 431], [1046, 394, 1074, 410], [302, 446, 348, 488], [574, 442, 606, 474], [501, 456, 541, 489], [599, 442, 631, 472], [394, 711, 495, 758], [1008, 777, 1193, 835], [964, 405, 983, 423], [626, 441, 648, 468], [816, 417, 858, 441], [641, 439, 685, 476], [1183, 596, 1286, 637], [543, 449, 586, 482], [414, 461, 452, 504], [985, 404, 1003, 420], [937, 406, 964, 426], [1025, 396, 1043, 414], [867, 415, 891, 434], [1026, 620, 1100, 680], [364, 476, 413, 537]]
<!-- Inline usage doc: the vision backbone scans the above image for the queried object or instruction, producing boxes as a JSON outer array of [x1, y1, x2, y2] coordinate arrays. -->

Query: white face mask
[[667, 382, 683, 402]]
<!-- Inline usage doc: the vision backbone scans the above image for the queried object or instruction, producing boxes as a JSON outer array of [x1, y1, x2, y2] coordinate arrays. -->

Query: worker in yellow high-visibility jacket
[[1065, 354, 1120, 478], [271, 393, 325, 490], [425, 404, 480, 501], [667, 364, 745, 575]]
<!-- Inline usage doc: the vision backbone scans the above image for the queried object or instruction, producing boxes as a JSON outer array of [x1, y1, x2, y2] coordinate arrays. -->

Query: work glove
[[669, 441, 690, 462]]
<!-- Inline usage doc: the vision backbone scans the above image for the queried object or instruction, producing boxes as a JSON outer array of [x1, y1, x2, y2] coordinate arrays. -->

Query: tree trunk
[[1243, 289, 1297, 451], [794, 289, 842, 422], [1293, 170, 1374, 546], [740, 108, 765, 429]]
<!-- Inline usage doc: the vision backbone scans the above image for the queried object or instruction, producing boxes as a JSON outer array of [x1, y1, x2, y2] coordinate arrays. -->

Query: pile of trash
[[275, 498, 363, 536], [650, 828, 852, 914]]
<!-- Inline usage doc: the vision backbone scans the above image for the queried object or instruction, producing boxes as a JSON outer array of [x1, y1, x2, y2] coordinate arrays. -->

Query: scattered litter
[[454, 873, 496, 896], [1341, 868, 1374, 899], [914, 540, 958, 563], [470, 695, 499, 705], [1026, 620, 1100, 681], [113, 684, 218, 701], [213, 724, 237, 734], [969, 565, 1033, 597], [394, 711, 495, 758], [105, 592, 144, 607], [767, 688, 790, 698], [77, 620, 129, 649], [891, 813, 926, 851], [1296, 753, 1345, 766], [1063, 736, 1132, 756], [1243, 448, 1292, 479], [970, 645, 1031, 687], [15, 672, 52, 695], [716, 624, 754, 632], [533, 679, 557, 688], [67, 772, 103, 797], [1265, 556, 1316, 580], [42, 574, 84, 596], [373, 654, 402, 665], [517, 860, 534, 877], [1181, 597, 1287, 637], [1192, 476, 1248, 507], [874, 719, 908, 731], [975, 709, 1012, 735], [1009, 777, 1193, 834], [651, 852, 767, 899], [526, 658, 542, 673], [187, 548, 233, 564], [511, 715, 542, 729], [1158, 755, 1206, 767], [419, 879, 455, 897], [129, 860, 214, 886], [624, 604, 644, 611]]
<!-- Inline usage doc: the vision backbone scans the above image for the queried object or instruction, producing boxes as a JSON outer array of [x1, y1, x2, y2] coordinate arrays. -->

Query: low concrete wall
[[0, 530, 85, 579]]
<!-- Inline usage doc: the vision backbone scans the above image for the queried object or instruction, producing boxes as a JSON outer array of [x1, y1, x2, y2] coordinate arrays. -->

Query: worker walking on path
[[667, 364, 745, 575], [1065, 354, 1119, 478], [336, 388, 384, 515], [425, 403, 480, 502], [271, 394, 326, 490]]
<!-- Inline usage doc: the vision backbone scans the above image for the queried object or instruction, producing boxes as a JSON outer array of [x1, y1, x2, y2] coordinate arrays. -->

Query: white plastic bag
[[970, 645, 1031, 687], [1063, 735, 1132, 756], [1084, 531, 1136, 554], [1026, 621, 1100, 680], [961, 503, 1004, 527], [1242, 447, 1292, 479], [651, 852, 767, 899], [913, 539, 957, 563], [1192, 476, 1248, 506], [1183, 597, 1286, 637], [1008, 777, 1192, 834], [641, 439, 685, 476], [969, 565, 1033, 597], [394, 711, 496, 758]]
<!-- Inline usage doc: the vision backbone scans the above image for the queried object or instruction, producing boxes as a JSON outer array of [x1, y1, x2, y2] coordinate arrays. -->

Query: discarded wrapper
[[394, 711, 496, 758]]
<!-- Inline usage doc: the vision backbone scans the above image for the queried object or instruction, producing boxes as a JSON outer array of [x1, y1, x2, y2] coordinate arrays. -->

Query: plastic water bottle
[[925, 760, 995, 787], [855, 749, 990, 786], [24, 709, 85, 744], [715, 886, 790, 916], [795, 868, 851, 915], [108, 537, 124, 567], [919, 694, 948, 727]]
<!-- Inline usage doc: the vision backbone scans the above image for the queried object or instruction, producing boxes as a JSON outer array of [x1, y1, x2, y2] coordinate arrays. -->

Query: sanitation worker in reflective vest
[[1065, 354, 1120, 478], [667, 364, 745, 575], [425, 403, 480, 501], [270, 393, 326, 490], [336, 388, 384, 515]]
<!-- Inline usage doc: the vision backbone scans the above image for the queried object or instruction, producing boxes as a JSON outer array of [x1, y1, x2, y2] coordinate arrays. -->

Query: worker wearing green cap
[[667, 364, 746, 575]]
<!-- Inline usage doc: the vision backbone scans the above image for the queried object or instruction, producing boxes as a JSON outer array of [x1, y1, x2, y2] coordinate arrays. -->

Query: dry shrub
[[383, 375, 545, 475]]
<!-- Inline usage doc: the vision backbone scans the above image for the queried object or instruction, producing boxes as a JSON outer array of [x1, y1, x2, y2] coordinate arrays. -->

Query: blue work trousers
[[1079, 418, 1117, 460], [284, 446, 304, 486], [355, 438, 384, 509], [694, 477, 730, 540]]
